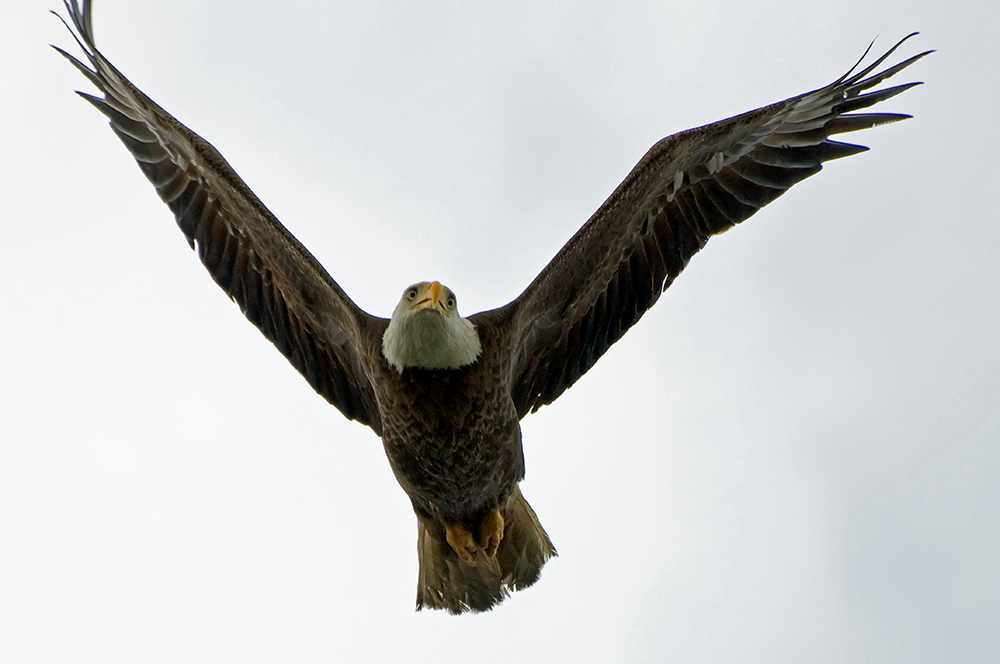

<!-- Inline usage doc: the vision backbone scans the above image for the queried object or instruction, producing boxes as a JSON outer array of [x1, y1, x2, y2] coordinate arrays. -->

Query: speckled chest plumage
[[371, 346, 524, 525]]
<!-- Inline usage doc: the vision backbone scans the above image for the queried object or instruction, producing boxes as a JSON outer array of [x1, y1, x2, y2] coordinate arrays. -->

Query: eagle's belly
[[377, 366, 523, 523]]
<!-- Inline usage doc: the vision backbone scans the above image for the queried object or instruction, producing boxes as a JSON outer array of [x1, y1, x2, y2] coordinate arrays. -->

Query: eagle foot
[[445, 522, 478, 566], [444, 508, 505, 566], [478, 507, 504, 558]]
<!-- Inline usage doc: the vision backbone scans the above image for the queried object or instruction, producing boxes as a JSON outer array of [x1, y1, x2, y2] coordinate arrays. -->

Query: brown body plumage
[[55, 0, 929, 613], [376, 294, 556, 611]]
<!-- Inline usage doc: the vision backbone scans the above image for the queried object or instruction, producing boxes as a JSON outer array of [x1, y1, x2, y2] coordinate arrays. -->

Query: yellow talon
[[444, 508, 505, 566], [445, 522, 478, 566], [478, 508, 504, 558]]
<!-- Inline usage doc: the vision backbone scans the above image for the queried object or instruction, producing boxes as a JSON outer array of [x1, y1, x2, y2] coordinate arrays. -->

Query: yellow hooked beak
[[412, 281, 445, 313]]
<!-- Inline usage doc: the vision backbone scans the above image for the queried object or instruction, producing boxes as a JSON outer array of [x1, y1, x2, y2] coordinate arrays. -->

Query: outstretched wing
[[54, 0, 384, 433], [500, 34, 930, 418]]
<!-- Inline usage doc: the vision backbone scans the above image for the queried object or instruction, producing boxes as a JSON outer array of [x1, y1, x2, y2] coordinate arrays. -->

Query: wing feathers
[[504, 36, 929, 417], [56, 0, 382, 432]]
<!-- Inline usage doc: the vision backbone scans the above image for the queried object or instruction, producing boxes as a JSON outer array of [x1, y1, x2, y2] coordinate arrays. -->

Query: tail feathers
[[495, 485, 557, 591], [415, 486, 556, 614]]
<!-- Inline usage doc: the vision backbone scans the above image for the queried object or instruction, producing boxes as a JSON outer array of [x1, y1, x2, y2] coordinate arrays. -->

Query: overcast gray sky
[[2, 0, 998, 661]]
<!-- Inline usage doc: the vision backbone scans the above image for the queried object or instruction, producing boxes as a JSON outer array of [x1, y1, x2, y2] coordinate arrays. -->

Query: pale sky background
[[2, 0, 998, 661]]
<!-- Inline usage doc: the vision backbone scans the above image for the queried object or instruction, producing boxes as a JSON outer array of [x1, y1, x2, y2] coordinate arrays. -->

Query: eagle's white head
[[381, 281, 482, 373]]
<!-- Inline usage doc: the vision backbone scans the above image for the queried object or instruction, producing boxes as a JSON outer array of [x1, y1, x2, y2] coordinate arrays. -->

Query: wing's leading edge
[[54, 0, 383, 432], [501, 35, 930, 418]]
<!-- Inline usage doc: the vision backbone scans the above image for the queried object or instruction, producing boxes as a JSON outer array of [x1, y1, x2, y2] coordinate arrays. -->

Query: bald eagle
[[54, 0, 929, 613]]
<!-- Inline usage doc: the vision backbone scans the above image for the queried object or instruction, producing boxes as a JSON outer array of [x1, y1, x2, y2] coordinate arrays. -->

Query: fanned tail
[[415, 486, 556, 614]]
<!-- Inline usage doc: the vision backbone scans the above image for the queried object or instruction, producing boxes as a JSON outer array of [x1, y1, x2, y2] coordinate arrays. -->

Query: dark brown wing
[[54, 0, 383, 433], [498, 34, 930, 419]]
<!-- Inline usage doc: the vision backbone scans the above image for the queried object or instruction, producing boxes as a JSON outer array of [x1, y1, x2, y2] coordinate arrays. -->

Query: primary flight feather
[[54, 0, 929, 613]]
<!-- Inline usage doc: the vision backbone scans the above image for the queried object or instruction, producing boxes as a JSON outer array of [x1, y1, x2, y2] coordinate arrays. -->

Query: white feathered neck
[[381, 282, 482, 373]]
